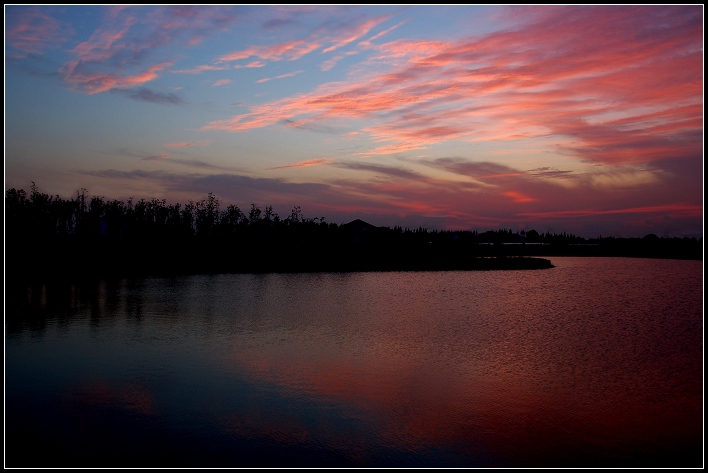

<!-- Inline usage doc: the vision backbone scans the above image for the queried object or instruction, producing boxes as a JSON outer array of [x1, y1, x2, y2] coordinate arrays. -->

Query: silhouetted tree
[[196, 193, 220, 237], [288, 206, 302, 225], [249, 204, 262, 224]]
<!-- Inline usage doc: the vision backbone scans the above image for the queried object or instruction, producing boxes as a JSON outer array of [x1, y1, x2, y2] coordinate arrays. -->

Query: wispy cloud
[[216, 11, 392, 71], [268, 158, 334, 170], [280, 118, 342, 134], [527, 167, 575, 179], [321, 14, 391, 53], [320, 51, 358, 71], [120, 87, 183, 104], [140, 153, 170, 161], [334, 161, 423, 180], [58, 6, 240, 95], [262, 17, 298, 30], [503, 191, 537, 203], [257, 70, 303, 83], [234, 61, 266, 69], [163, 140, 210, 149], [518, 204, 703, 219], [357, 142, 431, 157], [177, 10, 395, 82], [62, 61, 173, 95], [166, 158, 236, 171], [171, 64, 230, 74], [212, 79, 232, 87], [85, 169, 336, 209], [221, 40, 320, 62], [204, 6, 702, 166], [429, 159, 526, 181], [359, 19, 406, 47], [139, 153, 234, 171], [5, 7, 73, 57]]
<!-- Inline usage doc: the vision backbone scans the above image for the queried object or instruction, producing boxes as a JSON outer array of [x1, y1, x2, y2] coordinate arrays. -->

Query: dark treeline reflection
[[5, 184, 701, 278], [5, 277, 148, 336]]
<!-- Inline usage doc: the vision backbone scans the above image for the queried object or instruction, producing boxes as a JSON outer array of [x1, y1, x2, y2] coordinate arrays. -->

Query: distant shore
[[5, 187, 701, 280], [7, 241, 556, 280]]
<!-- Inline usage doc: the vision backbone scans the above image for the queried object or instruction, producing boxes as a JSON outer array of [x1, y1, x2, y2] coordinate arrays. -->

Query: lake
[[5, 257, 703, 467]]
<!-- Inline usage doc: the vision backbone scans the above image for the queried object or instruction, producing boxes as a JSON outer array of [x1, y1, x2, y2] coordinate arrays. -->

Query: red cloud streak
[[204, 6, 702, 166]]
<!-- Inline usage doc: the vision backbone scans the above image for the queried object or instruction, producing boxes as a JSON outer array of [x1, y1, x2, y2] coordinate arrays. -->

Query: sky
[[4, 5, 704, 238]]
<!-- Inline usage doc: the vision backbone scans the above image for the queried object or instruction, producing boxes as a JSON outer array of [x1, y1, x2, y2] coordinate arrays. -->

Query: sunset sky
[[4, 5, 703, 238]]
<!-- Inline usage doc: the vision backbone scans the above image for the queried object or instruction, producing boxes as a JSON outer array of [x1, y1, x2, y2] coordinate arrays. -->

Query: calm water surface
[[5, 257, 703, 467]]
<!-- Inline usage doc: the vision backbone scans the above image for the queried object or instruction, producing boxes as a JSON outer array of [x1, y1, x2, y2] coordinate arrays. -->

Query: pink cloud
[[69, 19, 136, 64], [220, 40, 321, 62], [359, 20, 407, 47], [503, 191, 537, 203], [256, 70, 303, 84], [59, 6, 241, 94], [213, 79, 232, 87], [217, 13, 390, 71], [204, 6, 702, 164], [6, 7, 73, 57], [163, 140, 209, 148], [369, 39, 451, 62], [171, 64, 230, 74], [320, 51, 358, 71], [357, 142, 431, 157], [322, 14, 391, 53], [235, 61, 267, 69], [268, 158, 335, 170], [62, 61, 173, 95]]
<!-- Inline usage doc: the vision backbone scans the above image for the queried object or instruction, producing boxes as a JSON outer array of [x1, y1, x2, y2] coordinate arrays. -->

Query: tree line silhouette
[[5, 184, 701, 278]]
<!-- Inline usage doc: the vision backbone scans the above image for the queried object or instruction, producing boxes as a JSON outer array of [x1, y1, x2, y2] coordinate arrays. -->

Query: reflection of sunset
[[212, 268, 701, 464], [224, 329, 564, 456], [5, 265, 702, 467], [65, 380, 155, 416], [223, 411, 310, 445]]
